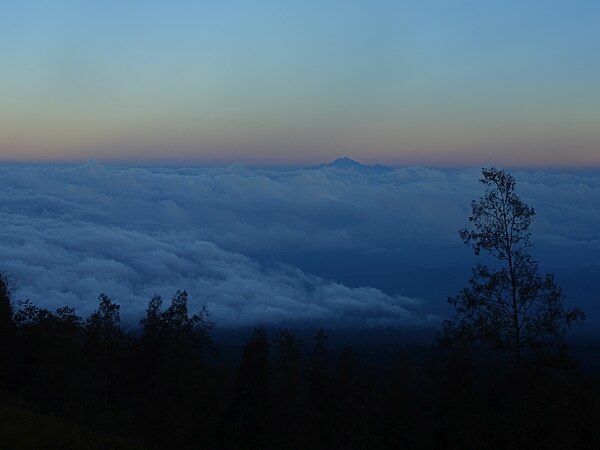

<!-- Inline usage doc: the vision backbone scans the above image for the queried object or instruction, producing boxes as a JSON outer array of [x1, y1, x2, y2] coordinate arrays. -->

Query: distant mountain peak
[[327, 156, 364, 168], [334, 156, 356, 163], [319, 156, 393, 174]]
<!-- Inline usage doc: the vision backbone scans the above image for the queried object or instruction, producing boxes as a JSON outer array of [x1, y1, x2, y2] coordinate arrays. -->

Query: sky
[[1, 0, 599, 167], [1, 162, 598, 330]]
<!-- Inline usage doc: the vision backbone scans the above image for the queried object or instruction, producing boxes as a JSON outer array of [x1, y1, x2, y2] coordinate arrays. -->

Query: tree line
[[0, 168, 598, 449]]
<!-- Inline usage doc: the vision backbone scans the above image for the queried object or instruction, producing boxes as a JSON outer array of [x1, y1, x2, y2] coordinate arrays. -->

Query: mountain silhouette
[[314, 157, 393, 174]]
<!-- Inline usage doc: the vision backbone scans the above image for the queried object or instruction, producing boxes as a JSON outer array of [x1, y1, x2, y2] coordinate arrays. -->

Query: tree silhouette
[[141, 294, 163, 340], [226, 326, 272, 450], [13, 301, 84, 413], [272, 329, 304, 449], [0, 273, 14, 330], [306, 328, 333, 448], [442, 168, 584, 364], [139, 293, 164, 376], [137, 290, 216, 448], [85, 293, 124, 422], [85, 294, 123, 347], [0, 273, 16, 392], [161, 290, 214, 362], [0, 271, 598, 447]]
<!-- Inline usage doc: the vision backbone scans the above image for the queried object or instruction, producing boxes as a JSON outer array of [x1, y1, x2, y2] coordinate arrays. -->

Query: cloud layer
[[1, 162, 598, 327]]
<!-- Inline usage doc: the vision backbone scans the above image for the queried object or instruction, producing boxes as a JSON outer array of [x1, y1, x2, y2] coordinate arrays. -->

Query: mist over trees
[[1, 168, 599, 448]]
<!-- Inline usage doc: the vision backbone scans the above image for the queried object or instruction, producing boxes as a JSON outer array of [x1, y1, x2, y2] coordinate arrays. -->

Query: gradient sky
[[1, 0, 599, 167]]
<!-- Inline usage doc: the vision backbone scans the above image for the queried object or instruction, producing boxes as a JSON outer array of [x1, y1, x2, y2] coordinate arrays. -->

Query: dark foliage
[[1, 240, 598, 449], [0, 273, 16, 393]]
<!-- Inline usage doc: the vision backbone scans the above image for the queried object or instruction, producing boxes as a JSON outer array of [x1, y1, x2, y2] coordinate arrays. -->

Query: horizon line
[[2, 157, 600, 173]]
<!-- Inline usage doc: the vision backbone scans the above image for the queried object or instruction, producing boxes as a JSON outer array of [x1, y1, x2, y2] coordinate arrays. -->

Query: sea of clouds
[[1, 162, 598, 328]]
